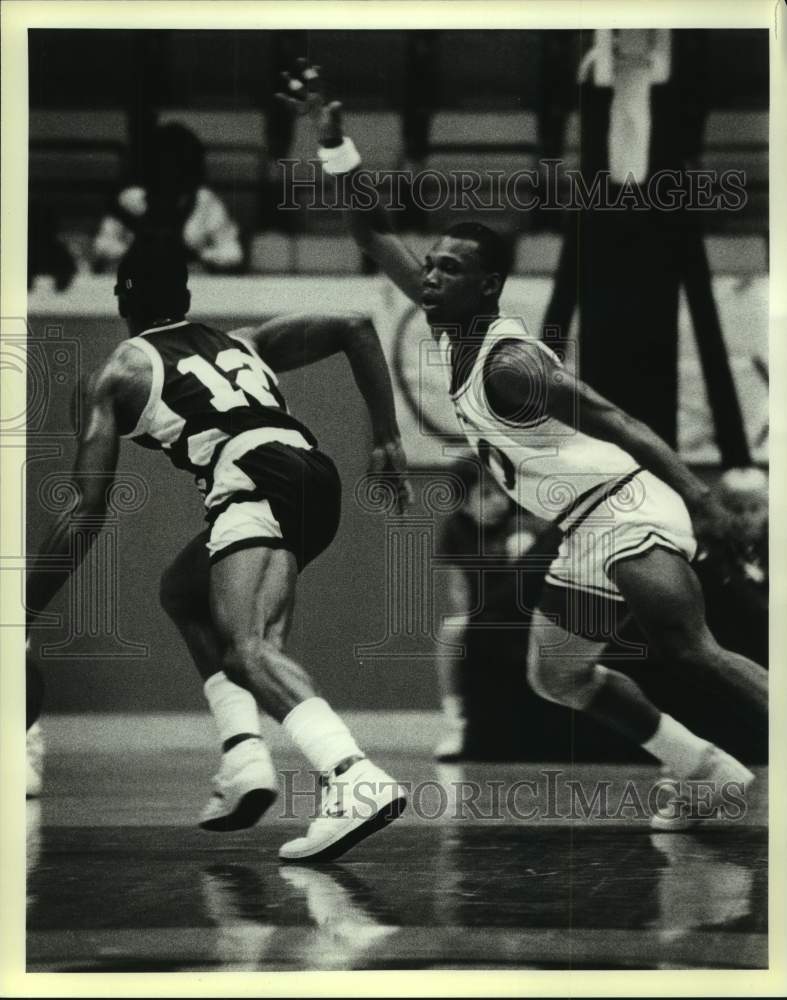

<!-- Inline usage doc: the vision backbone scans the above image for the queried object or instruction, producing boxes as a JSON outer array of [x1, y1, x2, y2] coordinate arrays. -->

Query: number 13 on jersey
[[178, 347, 285, 412]]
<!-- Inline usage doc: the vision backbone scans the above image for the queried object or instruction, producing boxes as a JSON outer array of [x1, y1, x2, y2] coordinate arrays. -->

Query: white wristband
[[317, 137, 362, 175]]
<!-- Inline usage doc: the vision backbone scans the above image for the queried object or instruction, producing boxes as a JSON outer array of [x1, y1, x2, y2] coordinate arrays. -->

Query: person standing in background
[[435, 459, 560, 762], [93, 122, 243, 274]]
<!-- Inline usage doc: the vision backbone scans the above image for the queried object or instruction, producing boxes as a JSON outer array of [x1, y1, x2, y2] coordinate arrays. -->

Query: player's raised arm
[[277, 66, 423, 306], [484, 340, 732, 547], [233, 313, 412, 511], [25, 353, 127, 626]]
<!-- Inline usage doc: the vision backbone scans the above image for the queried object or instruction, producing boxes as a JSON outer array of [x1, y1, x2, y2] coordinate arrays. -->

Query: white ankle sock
[[282, 697, 363, 774], [441, 694, 465, 722], [441, 695, 466, 734], [203, 671, 261, 745], [642, 713, 710, 778]]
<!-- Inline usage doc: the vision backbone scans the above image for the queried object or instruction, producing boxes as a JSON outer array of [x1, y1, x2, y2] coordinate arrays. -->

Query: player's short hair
[[115, 234, 190, 320], [443, 222, 512, 286]]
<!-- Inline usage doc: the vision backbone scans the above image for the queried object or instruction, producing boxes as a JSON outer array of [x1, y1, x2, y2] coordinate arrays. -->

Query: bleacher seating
[[27, 32, 769, 275], [157, 109, 266, 152], [249, 232, 297, 274], [426, 109, 539, 175], [294, 234, 364, 274], [29, 109, 128, 225], [341, 112, 404, 170], [158, 108, 266, 230]]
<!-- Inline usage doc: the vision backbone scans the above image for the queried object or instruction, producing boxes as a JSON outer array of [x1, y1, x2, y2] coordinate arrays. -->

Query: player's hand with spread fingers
[[368, 439, 413, 514], [275, 57, 323, 118], [274, 60, 346, 149]]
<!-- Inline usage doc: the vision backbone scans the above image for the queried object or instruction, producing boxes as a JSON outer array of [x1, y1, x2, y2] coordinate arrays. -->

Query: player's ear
[[482, 272, 503, 298]]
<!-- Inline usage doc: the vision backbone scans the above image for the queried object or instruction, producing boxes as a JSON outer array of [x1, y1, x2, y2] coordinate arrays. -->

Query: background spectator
[[27, 202, 77, 291], [435, 459, 560, 761], [93, 122, 243, 273], [692, 467, 768, 669]]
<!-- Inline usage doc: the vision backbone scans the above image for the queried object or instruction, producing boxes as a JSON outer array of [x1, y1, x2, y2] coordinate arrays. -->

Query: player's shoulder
[[79, 342, 147, 408], [104, 339, 154, 385], [485, 317, 560, 372], [488, 315, 532, 341], [137, 319, 227, 352]]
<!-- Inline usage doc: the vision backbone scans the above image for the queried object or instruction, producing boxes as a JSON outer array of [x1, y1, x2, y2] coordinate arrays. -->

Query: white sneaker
[[434, 724, 467, 763], [26, 721, 44, 799], [650, 746, 755, 831], [278, 758, 407, 863], [200, 739, 278, 832]]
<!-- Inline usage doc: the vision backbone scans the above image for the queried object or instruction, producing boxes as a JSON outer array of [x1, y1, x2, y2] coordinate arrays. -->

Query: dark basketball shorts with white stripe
[[539, 469, 697, 640], [204, 429, 342, 571]]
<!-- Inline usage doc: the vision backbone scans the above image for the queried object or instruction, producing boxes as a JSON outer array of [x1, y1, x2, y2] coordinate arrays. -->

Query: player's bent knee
[[527, 657, 562, 704], [527, 657, 600, 710], [651, 628, 720, 671]]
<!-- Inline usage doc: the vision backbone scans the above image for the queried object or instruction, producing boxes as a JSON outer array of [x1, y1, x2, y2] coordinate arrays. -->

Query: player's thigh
[[160, 529, 211, 617], [210, 544, 298, 647], [613, 546, 712, 654]]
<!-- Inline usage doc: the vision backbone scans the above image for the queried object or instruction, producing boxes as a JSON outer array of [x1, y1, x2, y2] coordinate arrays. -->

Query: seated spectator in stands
[[718, 466, 768, 590], [28, 202, 77, 292], [693, 466, 768, 670], [435, 459, 560, 762], [93, 122, 243, 273]]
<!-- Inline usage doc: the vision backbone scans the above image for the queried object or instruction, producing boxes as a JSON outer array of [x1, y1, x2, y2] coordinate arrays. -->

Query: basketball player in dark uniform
[[279, 64, 768, 830], [26, 235, 410, 862]]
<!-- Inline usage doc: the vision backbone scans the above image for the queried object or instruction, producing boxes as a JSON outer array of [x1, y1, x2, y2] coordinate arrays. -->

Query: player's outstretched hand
[[274, 59, 345, 148], [368, 440, 414, 514]]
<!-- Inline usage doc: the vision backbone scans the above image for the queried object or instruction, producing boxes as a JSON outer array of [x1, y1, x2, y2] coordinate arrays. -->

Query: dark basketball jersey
[[121, 319, 317, 497]]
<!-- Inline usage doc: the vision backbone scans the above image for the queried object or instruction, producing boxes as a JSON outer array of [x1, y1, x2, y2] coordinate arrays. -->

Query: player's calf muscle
[[648, 628, 719, 671]]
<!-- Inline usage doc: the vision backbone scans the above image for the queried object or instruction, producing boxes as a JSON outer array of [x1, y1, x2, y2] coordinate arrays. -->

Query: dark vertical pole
[[126, 31, 165, 184], [680, 218, 751, 467]]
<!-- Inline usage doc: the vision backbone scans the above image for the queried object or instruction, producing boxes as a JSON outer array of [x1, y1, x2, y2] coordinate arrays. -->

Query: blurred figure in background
[[694, 467, 768, 669], [544, 29, 752, 466], [718, 467, 768, 589], [28, 202, 77, 292], [435, 460, 560, 761], [93, 122, 243, 273]]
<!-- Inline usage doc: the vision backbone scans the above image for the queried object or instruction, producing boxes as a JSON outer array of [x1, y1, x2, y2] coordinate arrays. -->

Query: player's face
[[724, 491, 767, 544], [421, 237, 493, 325]]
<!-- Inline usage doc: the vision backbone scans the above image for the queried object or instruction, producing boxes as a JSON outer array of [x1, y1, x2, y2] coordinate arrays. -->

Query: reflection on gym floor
[[25, 749, 767, 972]]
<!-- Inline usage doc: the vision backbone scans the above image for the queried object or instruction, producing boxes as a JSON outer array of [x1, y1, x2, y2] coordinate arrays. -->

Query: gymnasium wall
[[23, 273, 767, 713]]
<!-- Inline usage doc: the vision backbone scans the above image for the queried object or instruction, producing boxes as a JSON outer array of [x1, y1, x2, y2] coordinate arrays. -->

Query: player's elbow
[[581, 404, 631, 443], [75, 492, 109, 518], [70, 473, 112, 518], [344, 314, 378, 345]]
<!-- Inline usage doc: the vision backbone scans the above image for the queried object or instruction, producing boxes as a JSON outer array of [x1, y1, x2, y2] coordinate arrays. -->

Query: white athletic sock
[[441, 694, 466, 728], [203, 671, 261, 746], [642, 713, 711, 778], [282, 697, 364, 775]]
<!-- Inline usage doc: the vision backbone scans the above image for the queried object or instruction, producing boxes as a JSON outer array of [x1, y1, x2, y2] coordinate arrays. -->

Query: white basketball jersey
[[439, 317, 640, 527]]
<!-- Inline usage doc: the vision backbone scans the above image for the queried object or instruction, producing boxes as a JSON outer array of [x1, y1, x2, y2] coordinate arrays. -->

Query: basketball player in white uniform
[[286, 72, 768, 827], [26, 234, 410, 861]]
